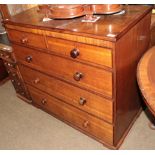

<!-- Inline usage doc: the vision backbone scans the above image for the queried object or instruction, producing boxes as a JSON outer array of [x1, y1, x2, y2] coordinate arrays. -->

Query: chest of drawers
[[3, 5, 152, 149]]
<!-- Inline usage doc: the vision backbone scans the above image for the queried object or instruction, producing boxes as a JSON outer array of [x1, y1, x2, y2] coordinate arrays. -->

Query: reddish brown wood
[[0, 43, 32, 101], [0, 4, 11, 20], [38, 4, 123, 19], [27, 84, 114, 145], [46, 37, 112, 68], [4, 5, 152, 42], [137, 46, 155, 116], [151, 14, 155, 46], [0, 58, 8, 80], [114, 12, 151, 145], [7, 29, 46, 49], [3, 5, 152, 149], [48, 5, 86, 19], [91, 4, 123, 14], [12, 44, 113, 98], [19, 64, 113, 123]]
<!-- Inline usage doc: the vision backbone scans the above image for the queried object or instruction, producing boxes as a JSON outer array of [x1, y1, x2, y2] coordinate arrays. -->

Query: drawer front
[[19, 65, 113, 123], [7, 29, 46, 49], [28, 85, 113, 145], [47, 37, 112, 68], [13, 44, 112, 97]]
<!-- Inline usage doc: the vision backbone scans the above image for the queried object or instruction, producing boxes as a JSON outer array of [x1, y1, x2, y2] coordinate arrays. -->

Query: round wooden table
[[137, 46, 155, 129]]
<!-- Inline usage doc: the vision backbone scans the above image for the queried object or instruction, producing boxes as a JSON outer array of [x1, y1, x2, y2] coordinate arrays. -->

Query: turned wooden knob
[[83, 120, 89, 128], [33, 78, 40, 84], [70, 48, 79, 58], [79, 97, 86, 105], [41, 99, 47, 105], [21, 37, 28, 44], [73, 72, 83, 81], [25, 56, 32, 63]]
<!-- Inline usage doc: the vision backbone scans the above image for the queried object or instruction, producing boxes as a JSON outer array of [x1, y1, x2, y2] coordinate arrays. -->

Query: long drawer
[[7, 29, 46, 49], [47, 37, 112, 68], [19, 64, 113, 123], [28, 85, 113, 145], [13, 44, 112, 97]]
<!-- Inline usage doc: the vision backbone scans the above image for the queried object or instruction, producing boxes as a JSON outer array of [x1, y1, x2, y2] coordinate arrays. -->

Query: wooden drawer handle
[[33, 78, 40, 84], [79, 97, 86, 106], [20, 37, 28, 44], [83, 120, 89, 128], [70, 48, 79, 58], [73, 72, 83, 81], [25, 56, 32, 63], [41, 99, 47, 105]]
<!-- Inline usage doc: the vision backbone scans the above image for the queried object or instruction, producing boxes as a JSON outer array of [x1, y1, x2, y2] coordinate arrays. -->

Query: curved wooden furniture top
[[38, 4, 123, 19], [137, 46, 155, 116]]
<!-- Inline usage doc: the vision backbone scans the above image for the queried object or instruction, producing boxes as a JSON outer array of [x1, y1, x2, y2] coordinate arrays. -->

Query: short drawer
[[13, 44, 112, 97], [47, 37, 112, 68], [28, 85, 113, 145], [7, 29, 46, 49], [19, 65, 113, 123]]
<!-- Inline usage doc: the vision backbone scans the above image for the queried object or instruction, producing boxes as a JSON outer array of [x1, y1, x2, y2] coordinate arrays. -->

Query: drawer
[[7, 29, 46, 49], [19, 65, 113, 123], [28, 85, 113, 145], [47, 37, 112, 68], [13, 44, 112, 97]]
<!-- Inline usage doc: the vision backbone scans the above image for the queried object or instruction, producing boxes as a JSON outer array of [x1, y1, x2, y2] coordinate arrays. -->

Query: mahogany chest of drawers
[[3, 5, 152, 149]]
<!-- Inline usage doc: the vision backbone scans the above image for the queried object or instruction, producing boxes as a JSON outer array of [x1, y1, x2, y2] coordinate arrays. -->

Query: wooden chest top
[[4, 5, 152, 42]]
